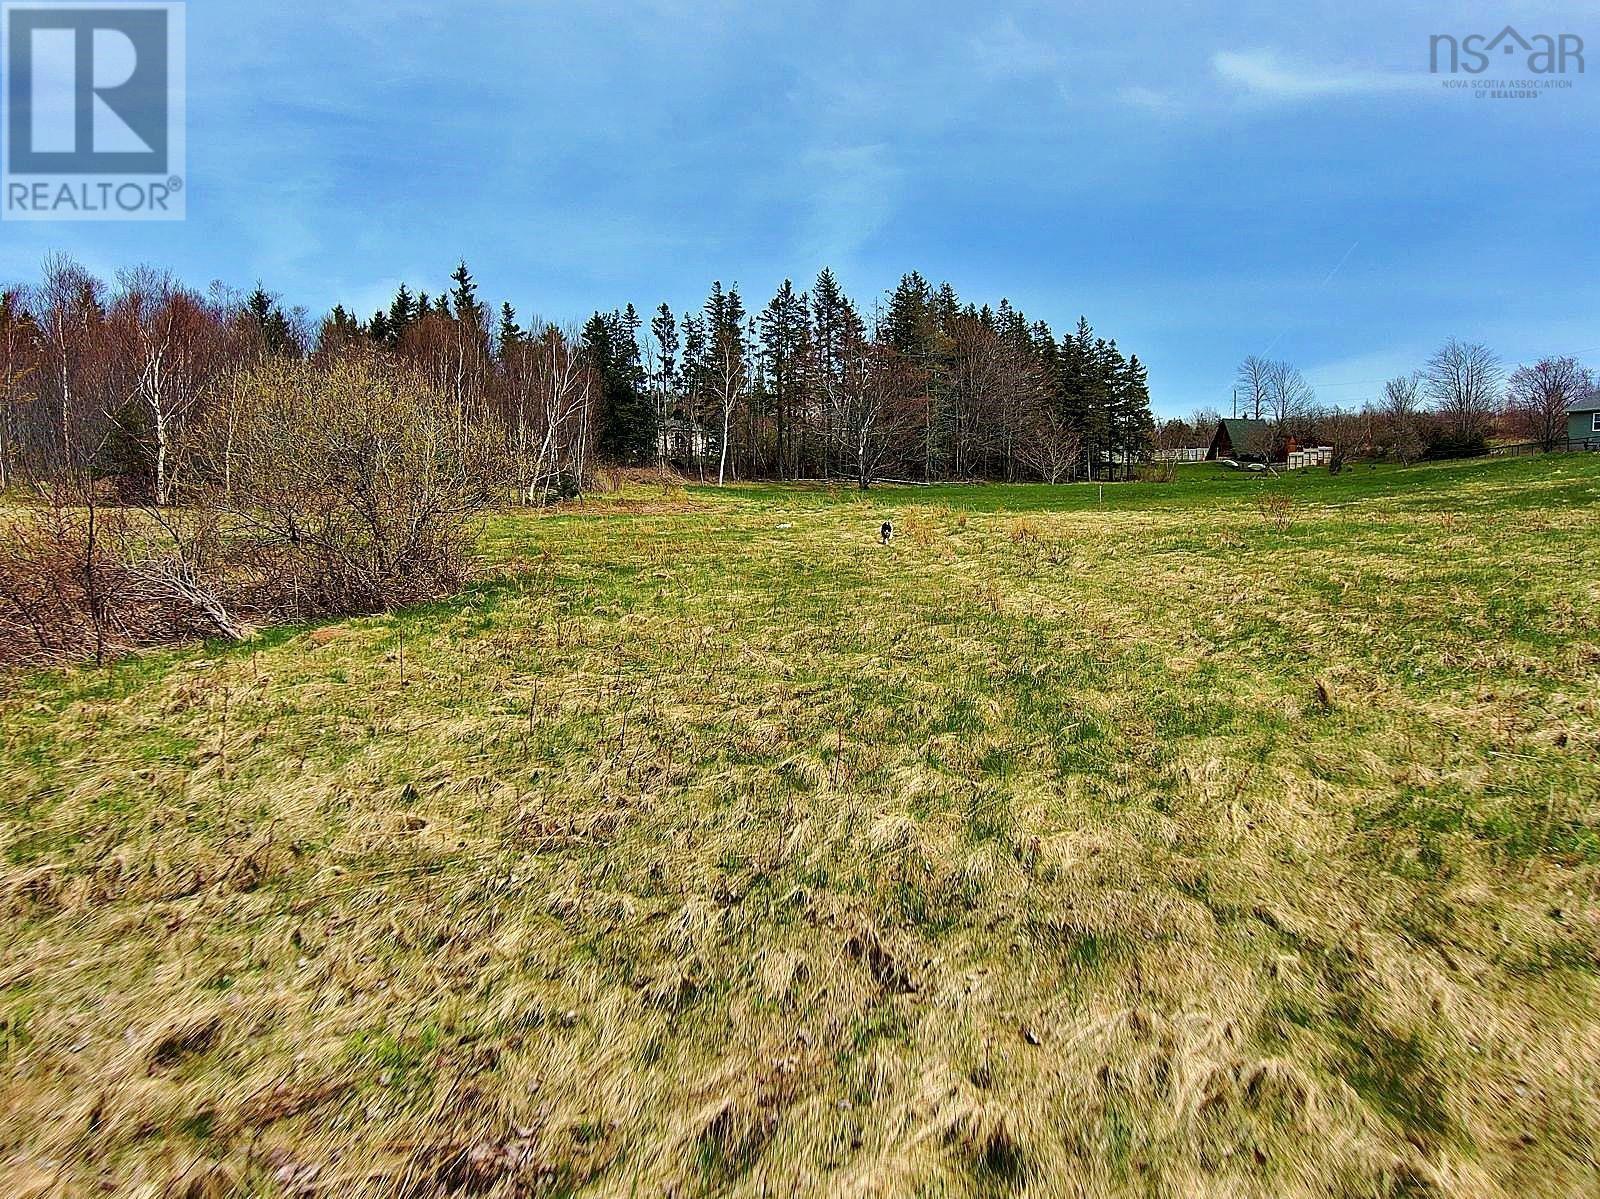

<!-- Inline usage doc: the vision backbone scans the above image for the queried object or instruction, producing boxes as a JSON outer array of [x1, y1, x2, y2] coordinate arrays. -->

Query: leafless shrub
[[208, 353, 500, 618], [0, 483, 128, 666], [1256, 491, 1295, 532], [0, 480, 241, 667]]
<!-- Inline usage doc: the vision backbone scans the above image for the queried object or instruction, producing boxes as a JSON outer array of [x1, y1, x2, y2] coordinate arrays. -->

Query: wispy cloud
[[1212, 50, 1429, 100], [970, 17, 1058, 78], [1117, 85, 1182, 115], [797, 143, 901, 271]]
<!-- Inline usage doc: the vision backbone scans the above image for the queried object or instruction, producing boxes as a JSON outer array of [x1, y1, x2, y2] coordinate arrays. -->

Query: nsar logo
[[1430, 25, 1584, 75]]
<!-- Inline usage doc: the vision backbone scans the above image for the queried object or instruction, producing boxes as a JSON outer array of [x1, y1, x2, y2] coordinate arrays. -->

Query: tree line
[[0, 254, 1153, 666], [0, 258, 1154, 501], [1149, 340, 1594, 464], [329, 267, 1156, 488]]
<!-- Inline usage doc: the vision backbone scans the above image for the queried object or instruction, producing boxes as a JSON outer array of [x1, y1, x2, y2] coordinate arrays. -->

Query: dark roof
[[1569, 398, 1600, 414], [1213, 418, 1273, 457]]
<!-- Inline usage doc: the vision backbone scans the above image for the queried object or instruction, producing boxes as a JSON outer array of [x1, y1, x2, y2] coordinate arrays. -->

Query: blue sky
[[2, 0, 1596, 416]]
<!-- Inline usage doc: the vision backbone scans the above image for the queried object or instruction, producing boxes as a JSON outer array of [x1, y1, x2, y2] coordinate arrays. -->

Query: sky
[[2, 0, 1597, 417]]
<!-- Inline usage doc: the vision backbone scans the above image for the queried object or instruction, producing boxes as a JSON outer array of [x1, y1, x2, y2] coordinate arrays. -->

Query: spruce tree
[[679, 313, 708, 478], [317, 305, 362, 354], [1116, 353, 1155, 459], [585, 308, 655, 465], [759, 280, 806, 478], [651, 304, 678, 389], [387, 284, 416, 344], [245, 285, 297, 355], [885, 272, 932, 358], [449, 261, 482, 328], [497, 302, 522, 356], [650, 304, 679, 464]]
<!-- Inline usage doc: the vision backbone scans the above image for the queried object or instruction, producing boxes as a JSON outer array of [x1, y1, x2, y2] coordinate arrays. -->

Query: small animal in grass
[[880, 521, 894, 545]]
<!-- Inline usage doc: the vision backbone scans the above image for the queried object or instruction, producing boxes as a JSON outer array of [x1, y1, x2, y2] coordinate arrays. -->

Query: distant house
[[1205, 418, 1273, 463], [659, 415, 711, 468], [1569, 400, 1600, 446]]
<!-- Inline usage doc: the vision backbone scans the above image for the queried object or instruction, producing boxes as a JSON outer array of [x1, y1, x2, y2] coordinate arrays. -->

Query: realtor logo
[[1429, 26, 1585, 75], [2, 1, 185, 220]]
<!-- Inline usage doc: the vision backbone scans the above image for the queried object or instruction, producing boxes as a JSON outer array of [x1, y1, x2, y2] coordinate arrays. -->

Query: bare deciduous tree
[[1425, 338, 1501, 443], [710, 321, 747, 486], [110, 267, 226, 505], [1382, 373, 1426, 462], [1235, 355, 1272, 420], [827, 338, 919, 490], [1504, 356, 1592, 451], [506, 323, 594, 502], [1264, 360, 1315, 446], [1018, 406, 1082, 483], [35, 253, 110, 476]]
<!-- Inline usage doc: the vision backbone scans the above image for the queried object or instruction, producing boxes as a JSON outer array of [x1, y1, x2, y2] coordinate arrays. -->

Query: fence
[[1490, 437, 1600, 457]]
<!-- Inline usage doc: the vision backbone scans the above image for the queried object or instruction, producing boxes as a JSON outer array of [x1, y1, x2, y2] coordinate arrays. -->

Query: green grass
[[2, 455, 1599, 1197]]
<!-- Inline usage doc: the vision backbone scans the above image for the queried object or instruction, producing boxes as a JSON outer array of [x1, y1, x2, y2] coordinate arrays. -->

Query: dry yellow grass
[[2, 458, 1599, 1197]]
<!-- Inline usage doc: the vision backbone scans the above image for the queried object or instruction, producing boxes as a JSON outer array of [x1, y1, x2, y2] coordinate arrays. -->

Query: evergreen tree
[[649, 303, 679, 465], [245, 284, 297, 355], [1086, 338, 1122, 475], [1032, 320, 1059, 383], [1057, 316, 1095, 434], [584, 308, 654, 464], [651, 303, 678, 390], [679, 313, 708, 478], [387, 284, 416, 344], [759, 280, 806, 478], [449, 261, 483, 328], [317, 305, 362, 354], [497, 302, 522, 356], [932, 281, 960, 335], [1112, 352, 1155, 461], [885, 272, 932, 358], [809, 268, 863, 479], [697, 282, 750, 481], [810, 269, 854, 383]]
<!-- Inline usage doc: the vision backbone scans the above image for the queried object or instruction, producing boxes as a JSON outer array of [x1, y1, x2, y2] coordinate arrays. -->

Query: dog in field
[[880, 521, 893, 545]]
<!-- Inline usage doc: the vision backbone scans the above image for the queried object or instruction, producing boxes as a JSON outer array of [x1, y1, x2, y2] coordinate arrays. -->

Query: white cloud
[[970, 17, 1059, 78], [1212, 50, 1430, 100], [797, 143, 901, 271], [1117, 85, 1182, 115]]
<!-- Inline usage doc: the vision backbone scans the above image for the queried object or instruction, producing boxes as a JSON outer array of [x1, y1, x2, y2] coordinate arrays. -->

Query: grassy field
[[3, 456, 1599, 1197]]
